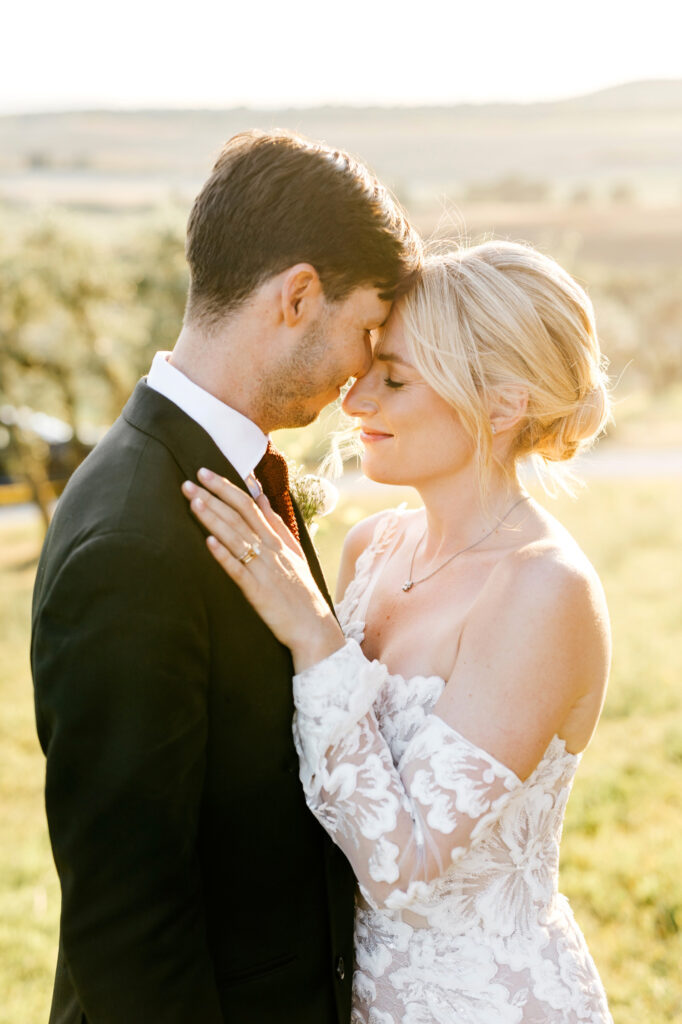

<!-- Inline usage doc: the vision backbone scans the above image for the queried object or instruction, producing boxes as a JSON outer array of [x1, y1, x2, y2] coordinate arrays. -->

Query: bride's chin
[[360, 457, 407, 487]]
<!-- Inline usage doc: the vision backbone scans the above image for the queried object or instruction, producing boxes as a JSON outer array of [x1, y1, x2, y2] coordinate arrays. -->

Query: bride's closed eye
[[383, 376, 405, 390]]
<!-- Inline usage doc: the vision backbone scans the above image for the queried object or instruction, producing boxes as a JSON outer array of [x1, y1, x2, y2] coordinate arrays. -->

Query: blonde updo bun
[[524, 383, 610, 464], [398, 240, 611, 494]]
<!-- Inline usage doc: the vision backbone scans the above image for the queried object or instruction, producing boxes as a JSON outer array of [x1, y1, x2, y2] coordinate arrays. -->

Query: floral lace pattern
[[293, 509, 613, 1023]]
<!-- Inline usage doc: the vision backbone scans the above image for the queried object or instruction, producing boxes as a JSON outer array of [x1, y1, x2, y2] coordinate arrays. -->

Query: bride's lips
[[360, 427, 394, 443]]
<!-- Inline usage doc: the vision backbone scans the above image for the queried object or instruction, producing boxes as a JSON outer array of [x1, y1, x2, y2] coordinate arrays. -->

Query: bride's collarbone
[[360, 536, 543, 679], [361, 520, 569, 678], [361, 563, 477, 680]]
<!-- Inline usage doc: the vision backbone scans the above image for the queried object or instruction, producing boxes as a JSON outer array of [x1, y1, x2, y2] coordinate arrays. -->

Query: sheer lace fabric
[[293, 509, 613, 1023]]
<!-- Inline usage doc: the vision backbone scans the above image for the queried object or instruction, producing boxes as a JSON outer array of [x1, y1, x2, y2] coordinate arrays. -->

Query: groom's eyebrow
[[376, 352, 415, 368]]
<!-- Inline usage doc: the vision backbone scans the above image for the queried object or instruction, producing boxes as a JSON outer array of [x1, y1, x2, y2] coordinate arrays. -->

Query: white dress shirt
[[146, 351, 268, 497]]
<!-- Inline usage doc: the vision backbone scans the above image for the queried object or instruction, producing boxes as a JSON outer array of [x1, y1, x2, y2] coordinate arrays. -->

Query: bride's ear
[[488, 386, 528, 438], [280, 264, 325, 327]]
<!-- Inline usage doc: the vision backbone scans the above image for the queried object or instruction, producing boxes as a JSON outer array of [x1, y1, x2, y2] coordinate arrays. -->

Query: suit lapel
[[123, 379, 251, 498], [123, 380, 333, 607], [293, 504, 334, 612]]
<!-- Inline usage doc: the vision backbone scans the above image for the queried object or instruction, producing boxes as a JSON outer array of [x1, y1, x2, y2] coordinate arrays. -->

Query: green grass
[[2, 477, 682, 1022], [0, 523, 61, 1024]]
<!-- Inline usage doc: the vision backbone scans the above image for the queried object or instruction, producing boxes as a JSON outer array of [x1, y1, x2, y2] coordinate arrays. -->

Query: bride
[[182, 240, 614, 1023]]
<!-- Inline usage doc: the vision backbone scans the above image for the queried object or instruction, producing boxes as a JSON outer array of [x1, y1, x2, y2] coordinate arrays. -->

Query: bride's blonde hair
[[398, 240, 611, 496]]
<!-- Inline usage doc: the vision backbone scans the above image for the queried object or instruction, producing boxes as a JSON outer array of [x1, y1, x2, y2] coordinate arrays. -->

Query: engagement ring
[[238, 541, 261, 564]]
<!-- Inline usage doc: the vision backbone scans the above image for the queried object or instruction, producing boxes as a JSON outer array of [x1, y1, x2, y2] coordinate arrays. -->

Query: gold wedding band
[[238, 541, 261, 565]]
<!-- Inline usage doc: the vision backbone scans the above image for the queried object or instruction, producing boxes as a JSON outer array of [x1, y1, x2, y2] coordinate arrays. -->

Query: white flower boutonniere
[[289, 467, 339, 536]]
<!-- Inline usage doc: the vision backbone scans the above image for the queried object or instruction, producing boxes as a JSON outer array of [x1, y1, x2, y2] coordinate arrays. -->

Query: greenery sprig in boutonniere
[[288, 464, 339, 536]]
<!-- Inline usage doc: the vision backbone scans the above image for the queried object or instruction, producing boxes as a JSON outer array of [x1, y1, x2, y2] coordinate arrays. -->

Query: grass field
[[2, 477, 681, 1023]]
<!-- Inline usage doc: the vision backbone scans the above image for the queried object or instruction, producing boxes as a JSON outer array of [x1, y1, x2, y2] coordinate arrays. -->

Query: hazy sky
[[4, 0, 680, 112]]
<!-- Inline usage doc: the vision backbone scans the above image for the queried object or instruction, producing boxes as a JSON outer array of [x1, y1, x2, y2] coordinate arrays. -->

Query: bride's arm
[[291, 550, 609, 909], [291, 638, 523, 910], [182, 471, 609, 909]]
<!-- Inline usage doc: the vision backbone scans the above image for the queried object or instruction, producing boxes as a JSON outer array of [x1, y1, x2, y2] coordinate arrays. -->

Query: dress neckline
[[337, 506, 583, 785]]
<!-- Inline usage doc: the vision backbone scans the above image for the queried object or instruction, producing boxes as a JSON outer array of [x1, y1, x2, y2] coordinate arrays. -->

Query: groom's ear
[[280, 264, 325, 327]]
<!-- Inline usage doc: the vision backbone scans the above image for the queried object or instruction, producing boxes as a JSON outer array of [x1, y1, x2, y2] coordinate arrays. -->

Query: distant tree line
[[458, 176, 638, 206]]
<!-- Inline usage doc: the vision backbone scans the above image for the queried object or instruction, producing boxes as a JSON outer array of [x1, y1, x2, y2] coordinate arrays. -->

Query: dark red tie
[[255, 442, 300, 542]]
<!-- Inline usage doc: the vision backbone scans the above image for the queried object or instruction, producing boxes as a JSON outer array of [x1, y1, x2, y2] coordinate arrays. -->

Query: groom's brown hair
[[184, 130, 421, 327]]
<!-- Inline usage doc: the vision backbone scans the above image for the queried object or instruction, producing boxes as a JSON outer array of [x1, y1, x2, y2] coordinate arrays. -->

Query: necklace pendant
[[402, 580, 414, 592]]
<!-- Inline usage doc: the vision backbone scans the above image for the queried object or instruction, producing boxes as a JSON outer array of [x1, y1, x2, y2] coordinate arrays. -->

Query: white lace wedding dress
[[293, 509, 613, 1024]]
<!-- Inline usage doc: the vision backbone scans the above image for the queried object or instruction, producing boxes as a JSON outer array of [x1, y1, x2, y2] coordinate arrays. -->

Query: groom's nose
[[354, 337, 373, 380]]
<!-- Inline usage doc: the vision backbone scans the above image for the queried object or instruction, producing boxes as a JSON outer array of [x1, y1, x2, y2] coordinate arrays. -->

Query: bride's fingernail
[[198, 468, 213, 482], [182, 480, 196, 495]]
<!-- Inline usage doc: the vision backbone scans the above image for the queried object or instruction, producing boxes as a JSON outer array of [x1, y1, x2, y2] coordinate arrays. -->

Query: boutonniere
[[289, 465, 339, 536]]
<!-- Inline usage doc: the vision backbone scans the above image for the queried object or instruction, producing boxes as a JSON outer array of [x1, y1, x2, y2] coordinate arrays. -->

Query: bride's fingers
[[254, 491, 283, 533], [185, 491, 261, 556], [205, 535, 266, 607], [196, 468, 276, 540], [182, 479, 277, 548], [256, 492, 304, 556]]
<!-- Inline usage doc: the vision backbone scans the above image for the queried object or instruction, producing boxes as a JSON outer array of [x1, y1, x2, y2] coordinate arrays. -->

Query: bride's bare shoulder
[[336, 506, 417, 603], [335, 511, 384, 604], [481, 504, 610, 657], [504, 502, 603, 590]]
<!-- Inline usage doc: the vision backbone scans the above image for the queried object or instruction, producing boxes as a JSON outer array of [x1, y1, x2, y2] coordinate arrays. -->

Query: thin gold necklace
[[401, 495, 531, 593]]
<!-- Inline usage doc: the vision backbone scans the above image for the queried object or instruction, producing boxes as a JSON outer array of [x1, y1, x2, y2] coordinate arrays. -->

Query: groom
[[31, 130, 421, 1023]]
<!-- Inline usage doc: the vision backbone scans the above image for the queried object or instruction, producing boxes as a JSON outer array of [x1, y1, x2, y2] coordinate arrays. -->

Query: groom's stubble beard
[[255, 316, 338, 430]]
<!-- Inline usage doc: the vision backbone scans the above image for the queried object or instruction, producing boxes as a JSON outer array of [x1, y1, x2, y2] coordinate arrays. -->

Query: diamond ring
[[238, 541, 261, 565]]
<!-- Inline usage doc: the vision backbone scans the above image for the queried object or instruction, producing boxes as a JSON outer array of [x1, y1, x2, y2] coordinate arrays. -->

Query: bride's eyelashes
[[383, 376, 405, 390]]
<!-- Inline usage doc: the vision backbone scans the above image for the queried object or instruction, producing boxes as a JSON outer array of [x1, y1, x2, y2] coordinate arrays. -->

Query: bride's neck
[[415, 466, 526, 559]]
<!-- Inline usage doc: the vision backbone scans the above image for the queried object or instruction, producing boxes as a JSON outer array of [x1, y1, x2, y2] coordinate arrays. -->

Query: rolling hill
[[1, 79, 680, 209]]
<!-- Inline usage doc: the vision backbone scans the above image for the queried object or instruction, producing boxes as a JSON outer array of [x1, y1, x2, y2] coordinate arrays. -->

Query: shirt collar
[[146, 351, 268, 485]]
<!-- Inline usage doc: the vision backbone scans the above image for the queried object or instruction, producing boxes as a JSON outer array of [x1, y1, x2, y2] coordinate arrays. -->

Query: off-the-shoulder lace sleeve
[[292, 639, 522, 910]]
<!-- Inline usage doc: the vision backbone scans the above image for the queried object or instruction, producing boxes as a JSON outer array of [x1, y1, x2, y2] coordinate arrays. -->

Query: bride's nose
[[342, 374, 379, 418]]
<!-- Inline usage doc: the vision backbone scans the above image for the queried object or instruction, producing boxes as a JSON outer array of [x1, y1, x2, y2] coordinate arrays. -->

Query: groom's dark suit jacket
[[31, 381, 356, 1024]]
